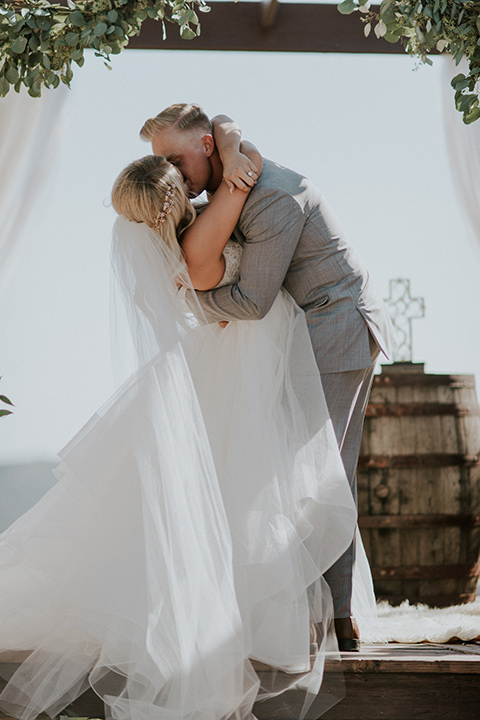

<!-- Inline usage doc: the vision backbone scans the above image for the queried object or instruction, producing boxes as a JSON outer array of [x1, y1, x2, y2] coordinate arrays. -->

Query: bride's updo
[[111, 155, 195, 261]]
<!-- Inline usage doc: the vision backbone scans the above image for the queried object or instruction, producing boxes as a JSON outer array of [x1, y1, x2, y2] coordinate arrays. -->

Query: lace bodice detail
[[216, 240, 243, 288]]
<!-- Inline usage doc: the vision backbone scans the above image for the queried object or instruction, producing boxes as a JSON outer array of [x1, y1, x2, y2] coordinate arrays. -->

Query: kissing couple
[[0, 103, 395, 720]]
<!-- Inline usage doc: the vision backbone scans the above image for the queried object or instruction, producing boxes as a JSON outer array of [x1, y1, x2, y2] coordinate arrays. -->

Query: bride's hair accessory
[[112, 156, 195, 262], [154, 183, 176, 228]]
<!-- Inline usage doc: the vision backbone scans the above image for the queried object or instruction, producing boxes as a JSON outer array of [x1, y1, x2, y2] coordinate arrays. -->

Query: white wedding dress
[[0, 220, 359, 720]]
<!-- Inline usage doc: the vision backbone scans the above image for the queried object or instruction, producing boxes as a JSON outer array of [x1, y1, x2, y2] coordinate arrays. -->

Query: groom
[[140, 103, 396, 651]]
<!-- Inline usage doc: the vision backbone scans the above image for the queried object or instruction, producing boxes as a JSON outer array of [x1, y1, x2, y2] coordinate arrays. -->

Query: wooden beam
[[127, 3, 405, 53]]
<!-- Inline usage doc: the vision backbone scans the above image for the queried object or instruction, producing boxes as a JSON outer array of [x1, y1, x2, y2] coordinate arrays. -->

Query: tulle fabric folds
[[0, 218, 357, 720]]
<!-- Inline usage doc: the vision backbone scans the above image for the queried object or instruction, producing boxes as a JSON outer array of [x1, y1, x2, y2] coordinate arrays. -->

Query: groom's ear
[[201, 134, 215, 157]]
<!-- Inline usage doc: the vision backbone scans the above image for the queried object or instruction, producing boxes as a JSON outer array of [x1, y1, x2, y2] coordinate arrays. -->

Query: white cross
[[383, 279, 425, 362]]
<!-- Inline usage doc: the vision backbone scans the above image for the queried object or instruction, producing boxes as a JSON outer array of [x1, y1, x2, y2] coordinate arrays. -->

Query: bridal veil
[[0, 217, 359, 720]]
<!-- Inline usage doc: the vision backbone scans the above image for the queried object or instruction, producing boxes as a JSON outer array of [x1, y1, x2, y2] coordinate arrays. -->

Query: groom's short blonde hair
[[140, 104, 212, 141]]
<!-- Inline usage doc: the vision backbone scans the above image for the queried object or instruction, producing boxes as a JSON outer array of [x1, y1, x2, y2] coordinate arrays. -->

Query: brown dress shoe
[[334, 616, 361, 652]]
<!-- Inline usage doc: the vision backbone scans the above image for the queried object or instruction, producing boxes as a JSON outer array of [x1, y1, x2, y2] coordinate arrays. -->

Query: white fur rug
[[361, 599, 480, 644]]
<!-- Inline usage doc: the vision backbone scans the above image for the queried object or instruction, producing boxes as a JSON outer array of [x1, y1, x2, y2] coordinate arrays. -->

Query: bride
[[0, 141, 358, 720]]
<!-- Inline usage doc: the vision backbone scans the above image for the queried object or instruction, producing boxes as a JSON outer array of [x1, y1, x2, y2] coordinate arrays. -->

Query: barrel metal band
[[359, 514, 480, 528], [371, 562, 480, 580], [373, 374, 475, 388], [358, 454, 480, 468], [366, 402, 479, 418]]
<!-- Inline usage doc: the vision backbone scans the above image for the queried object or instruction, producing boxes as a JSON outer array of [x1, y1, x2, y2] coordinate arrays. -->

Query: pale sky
[[1, 46, 479, 464]]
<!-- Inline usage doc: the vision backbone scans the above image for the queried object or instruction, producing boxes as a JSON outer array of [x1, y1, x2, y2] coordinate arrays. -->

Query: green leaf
[[0, 409, 13, 417], [66, 32, 80, 45], [107, 10, 118, 22], [451, 72, 467, 89], [383, 30, 402, 43], [0, 76, 10, 97], [0, 395, 13, 406], [69, 11, 85, 27], [36, 16, 51, 32], [180, 24, 196, 39], [94, 21, 108, 36], [12, 18, 25, 32], [28, 51, 42, 67], [65, 64, 73, 83], [28, 35, 40, 51], [454, 41, 465, 65], [337, 0, 357, 15], [465, 106, 480, 124], [10, 36, 27, 54], [5, 66, 18, 84], [177, 10, 193, 25], [380, 3, 397, 24]]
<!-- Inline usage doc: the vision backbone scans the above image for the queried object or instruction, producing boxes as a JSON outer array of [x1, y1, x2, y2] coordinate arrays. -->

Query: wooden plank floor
[[326, 643, 480, 720], [252, 643, 480, 720], [2, 643, 480, 720]]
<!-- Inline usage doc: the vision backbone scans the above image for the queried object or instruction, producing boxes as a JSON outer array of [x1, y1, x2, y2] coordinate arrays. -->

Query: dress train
[[0, 219, 359, 720]]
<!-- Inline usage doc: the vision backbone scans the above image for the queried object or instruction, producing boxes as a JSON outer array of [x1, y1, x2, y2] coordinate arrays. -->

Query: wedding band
[[248, 171, 255, 178]]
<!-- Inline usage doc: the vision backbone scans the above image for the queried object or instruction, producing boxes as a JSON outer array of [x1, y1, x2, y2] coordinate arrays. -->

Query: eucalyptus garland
[[0, 0, 210, 97], [338, 0, 480, 123]]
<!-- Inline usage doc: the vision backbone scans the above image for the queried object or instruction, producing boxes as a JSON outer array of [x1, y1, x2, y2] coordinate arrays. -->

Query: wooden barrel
[[358, 362, 480, 607]]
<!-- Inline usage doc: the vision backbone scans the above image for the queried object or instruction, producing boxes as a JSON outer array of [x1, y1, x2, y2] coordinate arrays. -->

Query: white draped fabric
[[442, 59, 480, 247], [0, 219, 361, 720], [0, 87, 67, 293]]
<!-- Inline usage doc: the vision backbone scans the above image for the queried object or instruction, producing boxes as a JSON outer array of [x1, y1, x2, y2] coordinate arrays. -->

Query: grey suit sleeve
[[194, 187, 305, 322]]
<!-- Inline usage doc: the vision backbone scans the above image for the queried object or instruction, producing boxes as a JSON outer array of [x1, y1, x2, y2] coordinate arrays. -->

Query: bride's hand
[[222, 150, 259, 194]]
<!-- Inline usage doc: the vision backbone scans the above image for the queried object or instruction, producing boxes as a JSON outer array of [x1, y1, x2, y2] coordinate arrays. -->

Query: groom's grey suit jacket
[[196, 158, 396, 373]]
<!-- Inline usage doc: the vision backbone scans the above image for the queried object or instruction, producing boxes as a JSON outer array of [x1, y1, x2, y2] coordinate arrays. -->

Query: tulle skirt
[[0, 290, 357, 720]]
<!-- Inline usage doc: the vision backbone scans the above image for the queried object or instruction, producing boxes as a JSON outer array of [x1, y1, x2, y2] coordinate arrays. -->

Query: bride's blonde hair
[[111, 155, 195, 262]]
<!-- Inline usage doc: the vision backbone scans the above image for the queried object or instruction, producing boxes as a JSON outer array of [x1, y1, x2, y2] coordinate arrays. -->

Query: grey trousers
[[322, 333, 380, 618]]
